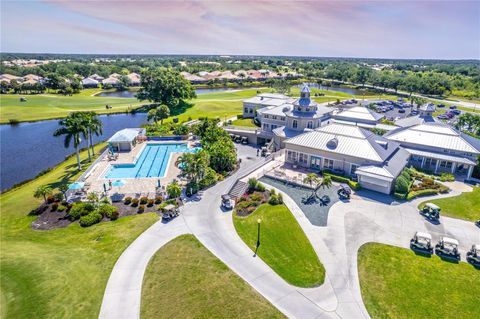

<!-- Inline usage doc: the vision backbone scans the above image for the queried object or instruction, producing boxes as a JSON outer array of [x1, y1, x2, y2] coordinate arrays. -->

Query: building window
[[280, 116, 285, 121], [306, 108, 310, 112], [324, 159, 334, 169], [307, 121, 313, 129], [249, 108, 253, 113], [244, 107, 248, 113], [272, 115, 277, 120], [263, 123, 269, 131], [287, 150, 298, 162], [264, 114, 269, 119], [311, 156, 322, 169], [350, 164, 358, 175], [299, 153, 308, 164], [293, 120, 298, 129]]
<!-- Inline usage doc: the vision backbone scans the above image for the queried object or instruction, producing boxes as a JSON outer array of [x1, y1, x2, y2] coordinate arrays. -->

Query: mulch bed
[[31, 200, 161, 231]]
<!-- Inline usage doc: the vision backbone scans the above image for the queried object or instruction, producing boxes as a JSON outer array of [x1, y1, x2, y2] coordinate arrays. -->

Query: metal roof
[[404, 148, 476, 165], [394, 115, 439, 128], [285, 123, 400, 162], [108, 128, 144, 143], [386, 122, 480, 154], [334, 106, 383, 122]]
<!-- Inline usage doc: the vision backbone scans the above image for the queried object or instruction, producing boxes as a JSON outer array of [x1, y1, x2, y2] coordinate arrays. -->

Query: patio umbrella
[[157, 179, 161, 188], [103, 183, 108, 193], [111, 179, 126, 187], [68, 182, 85, 190]]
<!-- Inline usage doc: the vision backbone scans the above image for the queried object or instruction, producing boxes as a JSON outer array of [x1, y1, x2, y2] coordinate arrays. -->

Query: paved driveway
[[99, 154, 479, 319]]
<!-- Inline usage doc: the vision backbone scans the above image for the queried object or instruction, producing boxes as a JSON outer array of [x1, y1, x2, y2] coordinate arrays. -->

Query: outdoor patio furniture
[[110, 193, 124, 202]]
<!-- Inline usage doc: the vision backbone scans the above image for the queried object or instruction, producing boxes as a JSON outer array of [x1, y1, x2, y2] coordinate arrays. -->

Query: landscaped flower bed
[[30, 195, 168, 230], [394, 167, 450, 200], [234, 178, 283, 216]]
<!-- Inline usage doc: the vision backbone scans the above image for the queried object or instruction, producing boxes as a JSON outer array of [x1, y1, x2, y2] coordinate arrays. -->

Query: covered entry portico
[[406, 148, 476, 179]]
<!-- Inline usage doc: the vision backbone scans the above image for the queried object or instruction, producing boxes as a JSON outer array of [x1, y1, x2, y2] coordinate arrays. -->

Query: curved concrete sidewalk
[[100, 164, 479, 319]]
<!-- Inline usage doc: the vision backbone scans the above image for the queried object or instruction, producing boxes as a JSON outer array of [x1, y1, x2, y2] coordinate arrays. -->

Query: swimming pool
[[104, 143, 196, 179]]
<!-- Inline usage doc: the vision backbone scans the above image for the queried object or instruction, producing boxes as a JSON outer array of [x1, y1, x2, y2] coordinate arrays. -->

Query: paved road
[[99, 154, 479, 319]]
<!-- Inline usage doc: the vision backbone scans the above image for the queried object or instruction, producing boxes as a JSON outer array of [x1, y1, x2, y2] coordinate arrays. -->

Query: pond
[[96, 87, 235, 98], [0, 113, 148, 191], [298, 83, 364, 95]]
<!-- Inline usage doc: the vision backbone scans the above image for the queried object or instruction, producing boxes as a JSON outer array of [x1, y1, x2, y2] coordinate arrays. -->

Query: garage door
[[358, 176, 391, 194]]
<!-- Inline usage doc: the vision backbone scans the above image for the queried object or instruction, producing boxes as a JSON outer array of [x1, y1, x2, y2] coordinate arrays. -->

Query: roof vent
[[260, 96, 264, 100], [326, 137, 338, 149], [375, 140, 388, 149], [282, 106, 290, 112]]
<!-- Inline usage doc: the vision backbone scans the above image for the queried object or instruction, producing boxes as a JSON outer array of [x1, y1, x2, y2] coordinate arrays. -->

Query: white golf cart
[[410, 231, 433, 254], [161, 204, 179, 221], [221, 194, 234, 210], [420, 203, 440, 221], [466, 244, 480, 267], [435, 236, 460, 260]]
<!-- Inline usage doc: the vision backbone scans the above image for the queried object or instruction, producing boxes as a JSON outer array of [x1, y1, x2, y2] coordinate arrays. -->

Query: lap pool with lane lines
[[104, 143, 197, 179]]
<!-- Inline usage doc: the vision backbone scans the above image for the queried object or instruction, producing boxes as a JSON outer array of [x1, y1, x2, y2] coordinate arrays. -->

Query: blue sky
[[1, 0, 479, 59]]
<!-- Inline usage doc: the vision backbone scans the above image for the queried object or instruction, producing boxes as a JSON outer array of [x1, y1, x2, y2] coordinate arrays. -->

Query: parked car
[[410, 231, 433, 254], [398, 109, 406, 113], [449, 105, 457, 109], [451, 109, 461, 115], [435, 237, 461, 260], [411, 110, 419, 115], [437, 104, 445, 108]]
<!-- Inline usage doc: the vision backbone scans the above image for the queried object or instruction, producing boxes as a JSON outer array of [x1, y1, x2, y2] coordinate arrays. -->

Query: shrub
[[173, 125, 189, 135], [68, 202, 95, 221], [57, 204, 66, 212], [51, 203, 59, 211], [256, 182, 266, 192], [277, 193, 283, 204], [147, 199, 155, 207], [406, 189, 439, 201], [110, 210, 119, 220], [268, 194, 281, 205], [138, 205, 145, 213], [439, 173, 455, 182], [140, 197, 148, 205], [247, 178, 258, 193], [53, 192, 64, 202], [400, 169, 411, 181], [270, 188, 276, 195], [323, 172, 361, 190], [394, 176, 410, 194], [154, 196, 163, 204], [393, 192, 406, 200], [124, 197, 132, 205], [186, 181, 199, 196], [131, 198, 139, 207], [47, 195, 55, 204], [249, 193, 264, 202], [79, 212, 103, 227], [199, 167, 218, 189], [98, 204, 118, 218]]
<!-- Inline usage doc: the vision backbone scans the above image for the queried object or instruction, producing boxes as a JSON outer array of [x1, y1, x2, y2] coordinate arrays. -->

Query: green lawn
[[418, 187, 480, 221], [233, 204, 325, 287], [231, 117, 258, 128], [0, 92, 144, 123], [0, 88, 271, 124], [0, 144, 158, 319], [141, 234, 285, 319], [358, 243, 480, 319]]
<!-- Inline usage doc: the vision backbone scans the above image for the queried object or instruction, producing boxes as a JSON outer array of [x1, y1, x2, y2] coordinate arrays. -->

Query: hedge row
[[406, 189, 439, 201], [322, 172, 361, 190]]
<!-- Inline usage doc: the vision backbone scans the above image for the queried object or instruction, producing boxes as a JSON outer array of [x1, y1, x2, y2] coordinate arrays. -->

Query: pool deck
[[82, 140, 195, 197]]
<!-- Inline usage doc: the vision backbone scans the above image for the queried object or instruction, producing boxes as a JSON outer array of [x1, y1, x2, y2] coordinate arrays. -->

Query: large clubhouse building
[[228, 84, 480, 194]]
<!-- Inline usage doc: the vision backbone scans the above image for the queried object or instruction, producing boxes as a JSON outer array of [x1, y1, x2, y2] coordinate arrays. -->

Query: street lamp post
[[256, 218, 262, 248]]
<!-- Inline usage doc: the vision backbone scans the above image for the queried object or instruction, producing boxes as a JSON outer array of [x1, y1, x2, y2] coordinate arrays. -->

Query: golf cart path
[[99, 163, 479, 319]]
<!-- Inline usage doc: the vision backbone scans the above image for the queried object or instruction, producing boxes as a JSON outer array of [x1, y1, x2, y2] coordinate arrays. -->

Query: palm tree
[[175, 150, 209, 183], [59, 184, 69, 201], [34, 185, 53, 203], [320, 175, 333, 189], [166, 180, 182, 199], [303, 173, 320, 188], [84, 112, 103, 157], [53, 112, 86, 170]]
